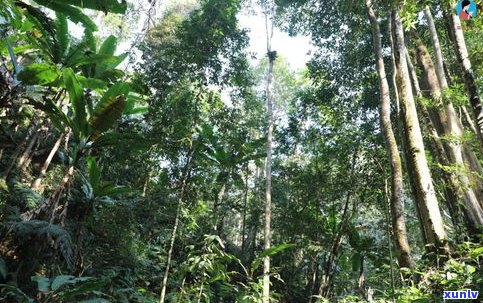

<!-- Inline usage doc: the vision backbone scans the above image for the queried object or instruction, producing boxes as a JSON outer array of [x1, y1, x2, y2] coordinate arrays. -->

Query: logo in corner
[[456, 0, 478, 20]]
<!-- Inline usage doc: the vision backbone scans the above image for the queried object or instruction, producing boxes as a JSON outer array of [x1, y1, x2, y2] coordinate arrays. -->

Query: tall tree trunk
[[366, 0, 414, 270], [446, 7, 483, 145], [263, 42, 275, 303], [406, 48, 461, 222], [262, 5, 276, 300], [412, 32, 483, 235], [392, 10, 449, 254]]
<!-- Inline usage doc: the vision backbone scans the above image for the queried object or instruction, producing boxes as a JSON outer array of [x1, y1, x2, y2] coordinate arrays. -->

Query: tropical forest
[[0, 0, 482, 302]]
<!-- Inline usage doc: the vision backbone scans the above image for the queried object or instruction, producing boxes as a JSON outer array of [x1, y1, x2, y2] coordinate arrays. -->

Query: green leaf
[[92, 131, 154, 150], [88, 95, 127, 137], [31, 276, 51, 292], [33, 0, 98, 31], [51, 275, 75, 291], [98, 35, 118, 57], [54, 13, 69, 63], [97, 69, 125, 82], [58, 279, 107, 299], [107, 52, 128, 69], [78, 77, 108, 90], [95, 36, 121, 77], [260, 243, 295, 258], [18, 63, 61, 85], [74, 54, 121, 67], [470, 247, 483, 258], [34, 96, 77, 134], [86, 157, 100, 193], [97, 183, 134, 196], [63, 68, 88, 136], [54, 0, 127, 14]]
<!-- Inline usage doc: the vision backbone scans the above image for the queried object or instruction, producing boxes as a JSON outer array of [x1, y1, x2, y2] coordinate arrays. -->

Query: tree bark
[[412, 30, 483, 235], [392, 10, 449, 254], [366, 0, 414, 270], [407, 48, 464, 230]]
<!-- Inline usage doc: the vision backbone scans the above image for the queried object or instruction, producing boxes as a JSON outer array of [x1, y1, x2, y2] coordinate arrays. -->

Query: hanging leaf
[[32, 0, 98, 32]]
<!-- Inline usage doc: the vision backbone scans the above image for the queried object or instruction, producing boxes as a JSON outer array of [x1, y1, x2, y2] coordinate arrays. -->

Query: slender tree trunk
[[142, 170, 152, 197], [159, 150, 194, 303], [159, 196, 183, 303], [241, 164, 249, 256], [263, 49, 275, 303], [384, 179, 396, 302], [446, 7, 483, 145], [461, 105, 477, 134], [32, 133, 65, 192], [356, 255, 365, 296], [392, 10, 449, 254], [366, 0, 415, 270], [317, 191, 352, 299], [17, 129, 40, 169], [262, 7, 276, 301]]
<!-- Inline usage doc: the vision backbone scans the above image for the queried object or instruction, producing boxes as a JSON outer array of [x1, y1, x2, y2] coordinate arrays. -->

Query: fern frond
[[10, 182, 45, 209], [10, 220, 74, 268]]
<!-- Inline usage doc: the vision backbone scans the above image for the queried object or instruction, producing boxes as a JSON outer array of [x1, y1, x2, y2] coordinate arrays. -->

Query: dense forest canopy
[[0, 0, 482, 302]]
